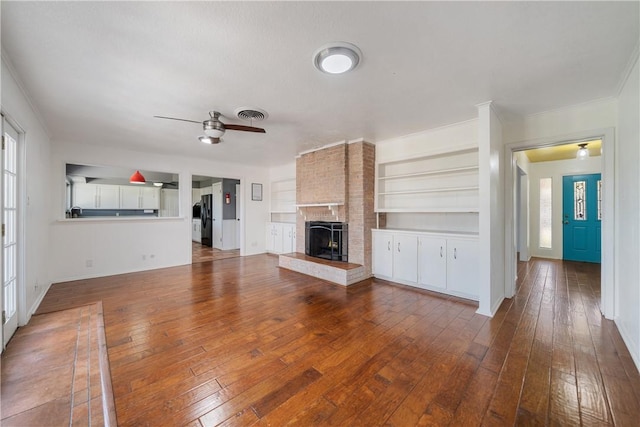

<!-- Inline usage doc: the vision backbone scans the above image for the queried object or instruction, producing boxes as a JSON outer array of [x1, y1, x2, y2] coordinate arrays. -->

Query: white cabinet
[[120, 186, 160, 209], [446, 237, 479, 297], [372, 230, 393, 278], [393, 233, 418, 283], [266, 222, 296, 254], [372, 229, 479, 300], [281, 223, 296, 254], [418, 236, 447, 290], [72, 184, 120, 209], [192, 219, 202, 243]]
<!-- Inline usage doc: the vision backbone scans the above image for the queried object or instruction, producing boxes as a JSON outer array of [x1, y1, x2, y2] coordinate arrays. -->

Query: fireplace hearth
[[305, 221, 348, 262]]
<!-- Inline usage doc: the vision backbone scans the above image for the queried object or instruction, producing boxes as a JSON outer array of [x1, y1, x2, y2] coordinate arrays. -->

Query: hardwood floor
[[4, 256, 640, 426], [192, 241, 240, 263]]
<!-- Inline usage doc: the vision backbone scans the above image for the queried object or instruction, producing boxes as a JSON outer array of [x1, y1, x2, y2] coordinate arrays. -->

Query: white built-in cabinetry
[[73, 183, 160, 210], [376, 147, 479, 213], [266, 222, 296, 254], [267, 178, 296, 254], [192, 219, 202, 243], [372, 229, 479, 300]]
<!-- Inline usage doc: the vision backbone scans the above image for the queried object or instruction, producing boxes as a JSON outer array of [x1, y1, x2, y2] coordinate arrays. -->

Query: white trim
[[296, 140, 346, 157], [503, 127, 615, 319], [615, 40, 640, 97]]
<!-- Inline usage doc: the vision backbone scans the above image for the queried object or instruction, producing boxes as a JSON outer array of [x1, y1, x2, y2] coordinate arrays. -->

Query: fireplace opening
[[305, 221, 348, 262]]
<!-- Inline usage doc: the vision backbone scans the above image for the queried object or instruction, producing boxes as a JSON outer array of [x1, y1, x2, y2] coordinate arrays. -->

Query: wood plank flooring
[[1, 303, 116, 426], [4, 256, 640, 426], [192, 242, 240, 263]]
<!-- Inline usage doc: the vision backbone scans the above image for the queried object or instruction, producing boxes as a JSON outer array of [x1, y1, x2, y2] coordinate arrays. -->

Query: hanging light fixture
[[576, 143, 589, 160], [129, 170, 146, 184]]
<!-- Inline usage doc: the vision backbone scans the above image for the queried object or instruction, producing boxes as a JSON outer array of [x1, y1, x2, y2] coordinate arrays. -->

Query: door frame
[[503, 127, 615, 319], [1, 113, 27, 349]]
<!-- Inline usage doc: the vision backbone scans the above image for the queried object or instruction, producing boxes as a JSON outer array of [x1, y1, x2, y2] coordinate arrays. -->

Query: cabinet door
[[73, 184, 98, 209], [273, 223, 284, 254], [372, 231, 393, 278], [97, 185, 120, 209], [418, 237, 447, 290], [140, 187, 160, 209], [265, 222, 274, 252], [120, 186, 140, 209], [447, 238, 479, 298], [281, 224, 295, 254], [393, 233, 418, 283]]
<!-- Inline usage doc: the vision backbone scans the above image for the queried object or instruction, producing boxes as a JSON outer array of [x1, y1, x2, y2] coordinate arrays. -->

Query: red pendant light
[[129, 170, 146, 184]]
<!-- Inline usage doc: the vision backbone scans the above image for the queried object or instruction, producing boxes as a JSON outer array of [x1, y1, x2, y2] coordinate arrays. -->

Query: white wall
[[1, 56, 52, 323], [615, 54, 640, 367], [528, 156, 602, 259], [49, 141, 270, 282]]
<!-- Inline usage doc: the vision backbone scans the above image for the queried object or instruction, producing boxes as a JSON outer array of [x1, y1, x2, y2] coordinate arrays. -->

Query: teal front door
[[562, 174, 601, 263]]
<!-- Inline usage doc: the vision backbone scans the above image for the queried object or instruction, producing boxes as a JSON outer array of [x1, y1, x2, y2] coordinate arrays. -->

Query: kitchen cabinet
[[372, 229, 479, 300], [192, 219, 201, 243], [72, 184, 120, 209], [120, 186, 160, 209], [266, 222, 296, 254]]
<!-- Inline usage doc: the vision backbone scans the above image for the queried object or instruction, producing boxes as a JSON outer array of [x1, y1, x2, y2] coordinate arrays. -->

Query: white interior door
[[3, 120, 20, 347]]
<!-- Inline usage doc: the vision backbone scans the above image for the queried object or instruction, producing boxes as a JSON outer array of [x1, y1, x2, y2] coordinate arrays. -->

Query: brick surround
[[287, 141, 376, 284]]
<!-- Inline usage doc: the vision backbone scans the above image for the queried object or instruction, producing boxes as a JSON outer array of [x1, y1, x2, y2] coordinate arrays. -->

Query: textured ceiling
[[1, 1, 638, 167]]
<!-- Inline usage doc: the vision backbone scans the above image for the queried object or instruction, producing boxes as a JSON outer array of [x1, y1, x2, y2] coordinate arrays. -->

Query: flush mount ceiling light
[[576, 143, 590, 160], [313, 42, 362, 74], [129, 170, 146, 184], [153, 182, 163, 187]]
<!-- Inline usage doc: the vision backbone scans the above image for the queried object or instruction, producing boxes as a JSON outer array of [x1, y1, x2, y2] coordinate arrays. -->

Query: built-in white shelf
[[296, 202, 343, 208], [378, 166, 479, 181], [376, 145, 479, 215]]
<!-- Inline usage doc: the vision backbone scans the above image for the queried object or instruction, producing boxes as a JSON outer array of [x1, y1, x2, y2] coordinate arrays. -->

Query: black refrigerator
[[201, 194, 213, 247]]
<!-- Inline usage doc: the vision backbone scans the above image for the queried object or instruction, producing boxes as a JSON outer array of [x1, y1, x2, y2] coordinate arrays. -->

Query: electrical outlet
[[150, 254, 155, 259], [86, 259, 93, 267], [142, 254, 147, 261]]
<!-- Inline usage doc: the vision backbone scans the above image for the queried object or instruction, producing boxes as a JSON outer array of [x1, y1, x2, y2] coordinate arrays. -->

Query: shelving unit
[[376, 146, 479, 213], [270, 178, 296, 223]]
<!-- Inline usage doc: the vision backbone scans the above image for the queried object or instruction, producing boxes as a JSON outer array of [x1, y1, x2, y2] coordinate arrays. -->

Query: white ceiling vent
[[235, 107, 268, 122]]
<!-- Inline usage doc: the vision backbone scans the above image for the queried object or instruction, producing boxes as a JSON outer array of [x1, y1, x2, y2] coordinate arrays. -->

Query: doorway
[[562, 173, 601, 263], [191, 175, 241, 263], [504, 128, 614, 319]]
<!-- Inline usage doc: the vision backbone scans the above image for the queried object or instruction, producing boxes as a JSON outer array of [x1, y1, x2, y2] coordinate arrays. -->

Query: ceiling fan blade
[[154, 115, 201, 124], [224, 124, 266, 133]]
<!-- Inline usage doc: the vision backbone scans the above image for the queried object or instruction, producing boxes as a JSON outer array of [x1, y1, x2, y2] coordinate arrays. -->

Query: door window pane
[[574, 181, 586, 221], [597, 180, 602, 221], [539, 178, 552, 249]]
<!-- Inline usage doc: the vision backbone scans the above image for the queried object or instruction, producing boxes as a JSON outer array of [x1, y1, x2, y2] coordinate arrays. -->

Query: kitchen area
[[191, 175, 241, 263]]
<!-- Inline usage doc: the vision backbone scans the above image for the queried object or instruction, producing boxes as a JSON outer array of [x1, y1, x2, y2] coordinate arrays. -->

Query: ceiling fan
[[154, 111, 266, 144]]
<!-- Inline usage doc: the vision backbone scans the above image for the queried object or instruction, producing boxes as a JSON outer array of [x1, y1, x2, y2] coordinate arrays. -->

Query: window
[[573, 180, 586, 220], [539, 178, 552, 249], [597, 179, 602, 221]]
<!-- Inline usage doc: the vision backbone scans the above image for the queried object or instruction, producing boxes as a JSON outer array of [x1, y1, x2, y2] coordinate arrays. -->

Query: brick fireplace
[[279, 141, 376, 285]]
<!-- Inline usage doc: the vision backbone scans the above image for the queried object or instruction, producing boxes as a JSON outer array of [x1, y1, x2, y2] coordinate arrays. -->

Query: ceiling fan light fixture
[[203, 119, 225, 138], [313, 42, 361, 74], [577, 143, 589, 160], [129, 170, 146, 184], [199, 136, 220, 144]]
